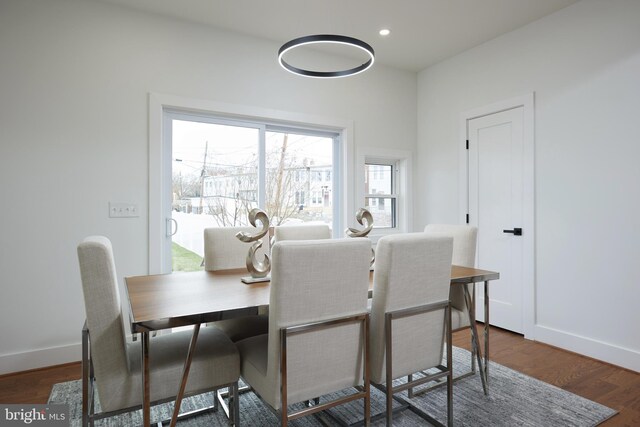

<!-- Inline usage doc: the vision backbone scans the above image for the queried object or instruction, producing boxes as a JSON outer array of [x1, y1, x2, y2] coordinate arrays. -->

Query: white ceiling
[[96, 0, 578, 72]]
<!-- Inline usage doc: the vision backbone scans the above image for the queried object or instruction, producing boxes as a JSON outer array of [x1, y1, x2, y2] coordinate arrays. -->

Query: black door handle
[[503, 228, 522, 236]]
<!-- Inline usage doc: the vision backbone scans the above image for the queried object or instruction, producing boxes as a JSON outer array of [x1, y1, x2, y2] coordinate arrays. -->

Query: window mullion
[[333, 136, 341, 238], [258, 125, 266, 210], [364, 193, 398, 199]]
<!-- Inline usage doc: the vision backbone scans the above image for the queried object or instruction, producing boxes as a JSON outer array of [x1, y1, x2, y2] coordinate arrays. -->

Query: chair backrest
[[370, 233, 453, 384], [424, 224, 477, 311], [77, 236, 129, 404], [264, 238, 371, 409], [423, 224, 477, 267], [273, 224, 332, 242], [204, 226, 268, 271]]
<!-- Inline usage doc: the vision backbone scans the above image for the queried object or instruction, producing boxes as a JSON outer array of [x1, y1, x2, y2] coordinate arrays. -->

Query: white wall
[[417, 0, 640, 371], [0, 0, 417, 373]]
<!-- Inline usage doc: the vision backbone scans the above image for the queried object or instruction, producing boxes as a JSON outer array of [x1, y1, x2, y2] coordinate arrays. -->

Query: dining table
[[125, 265, 499, 427]]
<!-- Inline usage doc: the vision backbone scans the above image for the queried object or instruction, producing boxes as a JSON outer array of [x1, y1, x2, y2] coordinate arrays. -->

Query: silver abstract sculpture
[[346, 208, 375, 266], [235, 208, 271, 283]]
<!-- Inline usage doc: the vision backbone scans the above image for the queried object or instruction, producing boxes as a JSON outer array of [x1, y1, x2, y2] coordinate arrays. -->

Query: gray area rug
[[48, 347, 616, 426]]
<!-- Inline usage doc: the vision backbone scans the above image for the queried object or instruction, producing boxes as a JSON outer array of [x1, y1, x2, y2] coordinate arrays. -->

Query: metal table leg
[[484, 280, 490, 384], [170, 324, 201, 427], [470, 283, 477, 374], [463, 285, 488, 395], [142, 331, 150, 427]]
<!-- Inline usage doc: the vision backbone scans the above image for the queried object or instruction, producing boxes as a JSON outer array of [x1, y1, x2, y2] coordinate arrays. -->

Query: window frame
[[357, 147, 412, 242], [150, 93, 353, 274], [365, 162, 397, 229]]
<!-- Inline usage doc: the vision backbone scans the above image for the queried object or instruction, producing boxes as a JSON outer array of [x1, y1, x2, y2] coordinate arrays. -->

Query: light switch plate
[[109, 202, 139, 218]]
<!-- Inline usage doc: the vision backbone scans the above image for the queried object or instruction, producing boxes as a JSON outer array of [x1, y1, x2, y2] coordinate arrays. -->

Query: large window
[[166, 110, 340, 271]]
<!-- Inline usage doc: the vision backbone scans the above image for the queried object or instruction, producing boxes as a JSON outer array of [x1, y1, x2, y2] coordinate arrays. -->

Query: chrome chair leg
[[82, 323, 90, 427], [231, 382, 240, 426]]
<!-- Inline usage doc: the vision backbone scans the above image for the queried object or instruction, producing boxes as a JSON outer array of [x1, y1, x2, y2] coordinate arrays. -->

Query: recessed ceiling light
[[379, 29, 391, 36]]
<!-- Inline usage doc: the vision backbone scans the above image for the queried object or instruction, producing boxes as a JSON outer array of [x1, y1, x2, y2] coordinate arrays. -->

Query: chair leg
[[385, 313, 394, 426], [82, 326, 90, 427], [447, 305, 454, 427], [447, 373, 453, 427], [386, 387, 393, 427], [231, 383, 240, 426]]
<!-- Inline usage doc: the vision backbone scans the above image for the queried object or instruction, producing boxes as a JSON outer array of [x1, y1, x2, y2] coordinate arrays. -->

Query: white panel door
[[468, 107, 524, 333]]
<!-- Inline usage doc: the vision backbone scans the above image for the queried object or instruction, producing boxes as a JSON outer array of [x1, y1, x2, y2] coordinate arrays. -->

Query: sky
[[172, 119, 333, 178]]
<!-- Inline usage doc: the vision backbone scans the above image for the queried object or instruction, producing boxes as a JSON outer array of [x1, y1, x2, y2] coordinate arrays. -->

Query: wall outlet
[[109, 202, 139, 218]]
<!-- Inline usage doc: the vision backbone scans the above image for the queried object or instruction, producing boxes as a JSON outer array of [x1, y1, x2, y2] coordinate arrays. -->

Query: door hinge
[[466, 140, 469, 150], [466, 214, 469, 224]]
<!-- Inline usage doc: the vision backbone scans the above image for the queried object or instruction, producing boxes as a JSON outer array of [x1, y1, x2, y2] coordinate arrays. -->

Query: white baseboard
[[534, 325, 640, 373], [2, 328, 638, 376], [0, 343, 81, 376]]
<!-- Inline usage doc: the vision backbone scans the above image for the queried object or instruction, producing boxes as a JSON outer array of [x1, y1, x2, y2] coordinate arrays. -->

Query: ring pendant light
[[278, 34, 375, 78]]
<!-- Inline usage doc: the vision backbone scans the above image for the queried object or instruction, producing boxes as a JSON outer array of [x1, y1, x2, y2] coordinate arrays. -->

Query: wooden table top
[[125, 265, 499, 332]]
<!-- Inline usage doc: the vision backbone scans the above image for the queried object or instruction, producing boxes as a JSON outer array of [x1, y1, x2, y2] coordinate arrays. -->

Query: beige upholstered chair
[[423, 224, 477, 330], [77, 236, 240, 427], [204, 227, 269, 342], [424, 224, 478, 374], [204, 226, 269, 271], [273, 223, 332, 242], [370, 233, 453, 426], [236, 238, 372, 426]]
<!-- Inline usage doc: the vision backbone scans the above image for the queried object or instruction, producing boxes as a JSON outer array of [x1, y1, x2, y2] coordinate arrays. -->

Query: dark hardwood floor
[[0, 361, 80, 405], [1, 327, 638, 425]]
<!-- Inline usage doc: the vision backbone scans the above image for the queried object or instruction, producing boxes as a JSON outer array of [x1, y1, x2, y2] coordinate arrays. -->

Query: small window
[[364, 162, 396, 228]]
